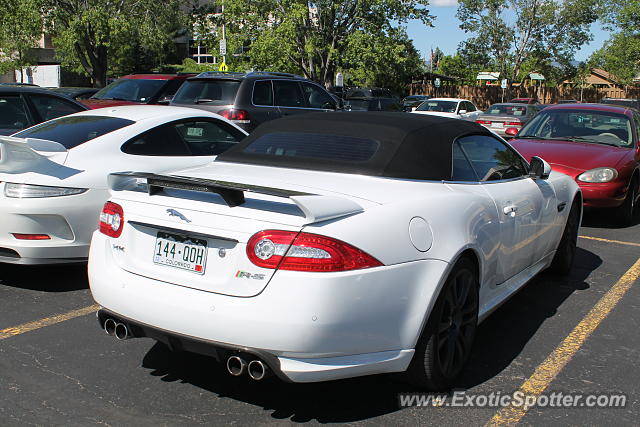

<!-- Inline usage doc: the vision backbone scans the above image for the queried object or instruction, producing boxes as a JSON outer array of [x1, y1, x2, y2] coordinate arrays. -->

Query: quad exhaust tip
[[104, 318, 116, 336], [247, 360, 268, 381], [114, 322, 129, 340], [226, 356, 247, 376]]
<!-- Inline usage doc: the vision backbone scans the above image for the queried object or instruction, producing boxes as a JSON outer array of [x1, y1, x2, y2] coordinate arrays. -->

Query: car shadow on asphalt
[[139, 247, 601, 423], [581, 209, 640, 229], [0, 263, 88, 292]]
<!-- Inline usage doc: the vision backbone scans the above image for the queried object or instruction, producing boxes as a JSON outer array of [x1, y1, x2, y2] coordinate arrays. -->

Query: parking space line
[[486, 257, 640, 426], [0, 304, 99, 340], [579, 235, 640, 247]]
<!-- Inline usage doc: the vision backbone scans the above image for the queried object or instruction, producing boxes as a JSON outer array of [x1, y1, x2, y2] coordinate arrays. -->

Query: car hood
[[510, 138, 631, 175], [81, 99, 142, 109]]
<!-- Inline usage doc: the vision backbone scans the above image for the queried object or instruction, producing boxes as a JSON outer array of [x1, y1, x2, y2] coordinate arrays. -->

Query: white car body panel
[[411, 98, 481, 121], [89, 153, 580, 382], [0, 106, 247, 264]]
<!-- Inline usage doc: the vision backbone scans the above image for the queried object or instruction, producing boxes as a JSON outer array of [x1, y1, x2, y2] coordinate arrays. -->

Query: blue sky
[[405, 1, 612, 63]]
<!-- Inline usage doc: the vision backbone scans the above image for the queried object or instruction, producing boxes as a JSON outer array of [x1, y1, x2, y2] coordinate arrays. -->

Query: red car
[[81, 73, 194, 109], [509, 103, 640, 225]]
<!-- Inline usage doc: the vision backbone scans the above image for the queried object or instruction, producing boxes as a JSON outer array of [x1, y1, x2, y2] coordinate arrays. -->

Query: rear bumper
[[0, 186, 107, 264], [89, 231, 449, 382]]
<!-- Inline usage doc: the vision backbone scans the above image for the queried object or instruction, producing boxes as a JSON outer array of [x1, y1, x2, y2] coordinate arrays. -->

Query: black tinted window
[[252, 80, 273, 106], [174, 120, 245, 155], [173, 80, 240, 105], [301, 82, 334, 109], [14, 115, 134, 148], [273, 81, 304, 108], [244, 132, 378, 162], [452, 142, 479, 181], [457, 134, 528, 181], [0, 95, 30, 133], [29, 95, 84, 121], [122, 124, 190, 156], [92, 79, 165, 103]]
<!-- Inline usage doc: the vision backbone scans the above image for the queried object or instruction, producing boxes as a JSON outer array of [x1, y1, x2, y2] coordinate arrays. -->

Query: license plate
[[492, 122, 504, 128], [153, 231, 207, 274]]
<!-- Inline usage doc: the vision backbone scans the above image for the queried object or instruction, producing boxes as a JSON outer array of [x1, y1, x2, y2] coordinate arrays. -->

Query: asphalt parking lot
[[1, 210, 638, 426]]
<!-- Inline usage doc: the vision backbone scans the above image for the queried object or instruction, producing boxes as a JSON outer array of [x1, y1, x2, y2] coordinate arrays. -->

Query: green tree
[[39, 0, 189, 87], [589, 1, 640, 84], [456, 0, 600, 82], [222, 0, 433, 87], [0, 0, 43, 76]]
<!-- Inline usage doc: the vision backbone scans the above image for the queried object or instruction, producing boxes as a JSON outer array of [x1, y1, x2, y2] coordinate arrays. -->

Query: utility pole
[[222, 3, 226, 65]]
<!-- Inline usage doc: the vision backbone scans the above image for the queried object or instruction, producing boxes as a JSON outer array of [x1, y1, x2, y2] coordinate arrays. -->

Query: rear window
[[14, 115, 134, 149], [92, 79, 166, 103], [485, 104, 528, 116], [243, 132, 379, 162], [173, 80, 241, 105]]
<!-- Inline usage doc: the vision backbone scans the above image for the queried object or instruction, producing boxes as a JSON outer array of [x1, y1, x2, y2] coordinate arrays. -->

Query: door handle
[[503, 205, 518, 217]]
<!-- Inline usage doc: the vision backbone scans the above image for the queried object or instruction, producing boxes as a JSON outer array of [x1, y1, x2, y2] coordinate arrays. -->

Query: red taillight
[[12, 233, 50, 240], [219, 109, 250, 122], [246, 230, 383, 272], [476, 120, 492, 124], [505, 121, 521, 126], [99, 201, 124, 238]]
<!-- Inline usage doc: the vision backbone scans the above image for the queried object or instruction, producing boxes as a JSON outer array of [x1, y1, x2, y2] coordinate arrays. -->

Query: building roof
[[477, 72, 500, 80]]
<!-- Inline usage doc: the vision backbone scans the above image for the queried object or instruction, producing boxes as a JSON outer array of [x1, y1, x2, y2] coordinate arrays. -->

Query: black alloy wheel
[[407, 257, 479, 390]]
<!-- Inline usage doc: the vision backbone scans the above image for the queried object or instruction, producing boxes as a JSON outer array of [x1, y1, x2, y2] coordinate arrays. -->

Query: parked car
[[509, 103, 639, 225], [557, 99, 579, 104], [344, 97, 403, 112], [0, 106, 247, 265], [509, 98, 539, 104], [170, 71, 339, 132], [82, 73, 195, 109], [344, 87, 394, 98], [89, 112, 580, 389], [402, 95, 431, 111], [600, 98, 640, 110], [412, 98, 481, 121], [0, 86, 87, 135], [475, 103, 542, 137], [50, 86, 99, 101]]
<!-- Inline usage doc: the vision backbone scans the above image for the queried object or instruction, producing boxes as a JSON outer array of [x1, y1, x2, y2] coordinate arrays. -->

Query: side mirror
[[458, 109, 467, 115], [530, 156, 551, 180], [505, 127, 519, 137], [322, 101, 337, 110]]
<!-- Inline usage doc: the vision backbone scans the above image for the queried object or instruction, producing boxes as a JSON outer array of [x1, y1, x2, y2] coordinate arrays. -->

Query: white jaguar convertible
[[88, 112, 581, 389]]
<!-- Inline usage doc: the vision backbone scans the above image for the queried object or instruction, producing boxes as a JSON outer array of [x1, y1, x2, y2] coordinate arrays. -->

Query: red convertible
[[509, 103, 640, 225]]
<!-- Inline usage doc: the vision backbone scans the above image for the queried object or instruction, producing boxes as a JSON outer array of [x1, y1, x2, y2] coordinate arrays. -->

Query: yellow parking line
[[486, 257, 640, 426], [0, 304, 99, 340], [579, 235, 640, 247]]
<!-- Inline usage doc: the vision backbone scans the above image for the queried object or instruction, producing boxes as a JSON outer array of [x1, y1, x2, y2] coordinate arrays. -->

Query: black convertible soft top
[[217, 112, 494, 181]]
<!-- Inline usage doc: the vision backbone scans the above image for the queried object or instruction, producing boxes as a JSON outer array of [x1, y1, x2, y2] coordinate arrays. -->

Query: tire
[[548, 200, 580, 275], [406, 257, 479, 390], [617, 179, 638, 227]]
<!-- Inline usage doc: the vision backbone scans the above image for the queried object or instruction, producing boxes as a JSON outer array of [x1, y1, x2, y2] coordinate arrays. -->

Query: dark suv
[[170, 71, 339, 132], [82, 73, 195, 109]]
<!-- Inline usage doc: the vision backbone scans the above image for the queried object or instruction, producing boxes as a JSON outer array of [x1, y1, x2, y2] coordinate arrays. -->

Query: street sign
[[335, 72, 344, 88], [219, 62, 228, 72], [219, 39, 227, 56], [434, 78, 441, 88], [501, 79, 508, 89]]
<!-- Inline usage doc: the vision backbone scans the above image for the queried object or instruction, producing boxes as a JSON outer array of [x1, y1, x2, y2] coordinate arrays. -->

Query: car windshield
[[92, 79, 165, 102], [172, 80, 240, 105], [484, 104, 529, 116], [13, 115, 135, 149], [415, 100, 457, 113], [518, 109, 633, 147]]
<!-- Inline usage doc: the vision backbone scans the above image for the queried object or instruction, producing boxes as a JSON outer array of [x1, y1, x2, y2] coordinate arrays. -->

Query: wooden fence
[[408, 84, 640, 110]]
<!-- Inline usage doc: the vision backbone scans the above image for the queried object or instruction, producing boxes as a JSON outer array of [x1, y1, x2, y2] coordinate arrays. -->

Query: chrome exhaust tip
[[226, 356, 247, 376], [247, 360, 268, 381], [104, 318, 116, 336], [114, 322, 129, 340]]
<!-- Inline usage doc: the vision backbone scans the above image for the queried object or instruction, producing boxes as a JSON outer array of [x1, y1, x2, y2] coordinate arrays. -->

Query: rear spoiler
[[109, 172, 364, 224], [0, 136, 68, 173]]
